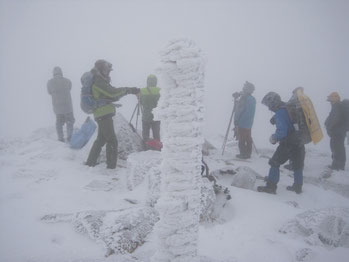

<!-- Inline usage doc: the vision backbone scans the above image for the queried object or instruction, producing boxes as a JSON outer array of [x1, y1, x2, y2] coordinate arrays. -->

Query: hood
[[147, 74, 157, 87], [53, 66, 63, 77]]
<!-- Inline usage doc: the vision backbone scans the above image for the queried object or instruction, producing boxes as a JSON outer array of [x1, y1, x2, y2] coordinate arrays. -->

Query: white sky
[[0, 0, 348, 149]]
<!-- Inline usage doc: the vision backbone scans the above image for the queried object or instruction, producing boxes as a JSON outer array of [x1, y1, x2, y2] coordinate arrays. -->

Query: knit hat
[[242, 81, 255, 94], [327, 92, 340, 102]]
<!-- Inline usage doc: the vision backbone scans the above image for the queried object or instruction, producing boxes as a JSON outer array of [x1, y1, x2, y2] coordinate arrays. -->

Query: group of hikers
[[47, 59, 348, 195], [232, 81, 348, 195], [47, 59, 161, 170]]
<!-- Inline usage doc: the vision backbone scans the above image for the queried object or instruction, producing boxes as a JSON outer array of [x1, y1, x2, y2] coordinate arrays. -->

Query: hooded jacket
[[47, 67, 73, 115], [234, 93, 256, 129], [91, 68, 128, 119], [140, 75, 160, 122], [325, 101, 346, 137]]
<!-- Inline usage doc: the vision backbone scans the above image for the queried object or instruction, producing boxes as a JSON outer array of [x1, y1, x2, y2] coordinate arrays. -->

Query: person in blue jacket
[[257, 92, 305, 194], [233, 81, 256, 159]]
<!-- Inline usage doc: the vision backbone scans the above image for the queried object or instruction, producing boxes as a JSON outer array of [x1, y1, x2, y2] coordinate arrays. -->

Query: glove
[[270, 116, 275, 125], [127, 87, 140, 95], [269, 135, 277, 145]]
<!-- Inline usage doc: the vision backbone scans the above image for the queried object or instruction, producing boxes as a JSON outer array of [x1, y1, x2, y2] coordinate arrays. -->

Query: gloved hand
[[269, 135, 277, 145], [270, 116, 275, 125], [127, 87, 140, 95]]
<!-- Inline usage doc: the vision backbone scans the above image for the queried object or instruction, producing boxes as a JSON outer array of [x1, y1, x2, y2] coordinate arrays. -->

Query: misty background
[[1, 0, 348, 150]]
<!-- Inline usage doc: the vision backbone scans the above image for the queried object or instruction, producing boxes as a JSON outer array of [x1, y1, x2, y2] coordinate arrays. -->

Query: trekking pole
[[135, 101, 140, 131], [221, 96, 238, 155], [252, 139, 259, 155], [129, 103, 138, 132]]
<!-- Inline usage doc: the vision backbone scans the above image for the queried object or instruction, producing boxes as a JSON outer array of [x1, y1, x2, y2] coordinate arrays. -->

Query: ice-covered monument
[[151, 39, 206, 262]]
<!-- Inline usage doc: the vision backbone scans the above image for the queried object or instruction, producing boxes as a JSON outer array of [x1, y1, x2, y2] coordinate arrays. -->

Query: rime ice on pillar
[[151, 39, 206, 262]]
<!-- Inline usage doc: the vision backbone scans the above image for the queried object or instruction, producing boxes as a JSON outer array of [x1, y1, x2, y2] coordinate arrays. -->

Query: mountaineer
[[257, 92, 305, 194], [47, 66, 75, 142], [85, 59, 139, 169]]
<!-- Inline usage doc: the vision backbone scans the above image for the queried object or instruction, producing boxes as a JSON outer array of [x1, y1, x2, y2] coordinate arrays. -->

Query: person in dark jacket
[[139, 74, 161, 142], [325, 92, 346, 170], [257, 92, 305, 194], [47, 66, 75, 142], [233, 81, 256, 159], [85, 59, 139, 169]]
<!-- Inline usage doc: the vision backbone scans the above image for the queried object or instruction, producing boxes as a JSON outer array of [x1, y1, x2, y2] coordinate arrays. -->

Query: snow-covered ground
[[1, 125, 349, 262]]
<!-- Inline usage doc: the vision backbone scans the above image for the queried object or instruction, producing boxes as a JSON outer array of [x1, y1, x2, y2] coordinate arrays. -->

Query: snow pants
[[86, 116, 118, 169], [56, 112, 75, 142], [142, 120, 160, 141], [267, 141, 305, 186], [237, 127, 253, 158], [330, 134, 346, 170]]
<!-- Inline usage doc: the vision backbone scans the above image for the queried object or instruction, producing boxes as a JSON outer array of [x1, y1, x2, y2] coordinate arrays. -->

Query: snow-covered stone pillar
[[151, 39, 206, 262]]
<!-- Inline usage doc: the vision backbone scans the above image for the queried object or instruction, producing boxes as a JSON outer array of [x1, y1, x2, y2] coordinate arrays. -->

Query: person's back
[[140, 75, 160, 122], [47, 67, 73, 115], [139, 74, 161, 142], [47, 66, 74, 142]]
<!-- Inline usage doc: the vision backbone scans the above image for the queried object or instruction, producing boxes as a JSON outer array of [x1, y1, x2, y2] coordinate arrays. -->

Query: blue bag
[[70, 117, 97, 149]]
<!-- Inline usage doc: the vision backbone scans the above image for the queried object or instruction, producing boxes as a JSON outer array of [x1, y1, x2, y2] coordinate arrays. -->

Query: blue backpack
[[80, 71, 106, 114], [70, 117, 97, 149]]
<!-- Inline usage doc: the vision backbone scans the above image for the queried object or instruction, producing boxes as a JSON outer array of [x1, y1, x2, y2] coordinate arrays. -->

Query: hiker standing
[[257, 92, 305, 194], [325, 92, 346, 170], [47, 66, 75, 142], [139, 74, 161, 142], [233, 81, 256, 159], [85, 59, 139, 169]]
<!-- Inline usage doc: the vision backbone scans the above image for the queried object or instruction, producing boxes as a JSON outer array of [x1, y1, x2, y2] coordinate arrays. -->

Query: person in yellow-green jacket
[[85, 59, 139, 169], [139, 75, 161, 142]]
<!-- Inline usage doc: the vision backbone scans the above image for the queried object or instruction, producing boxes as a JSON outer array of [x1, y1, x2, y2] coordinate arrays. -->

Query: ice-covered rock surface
[[230, 166, 257, 190], [151, 38, 206, 262], [113, 112, 144, 160], [280, 207, 349, 248], [126, 150, 162, 191], [42, 207, 159, 256]]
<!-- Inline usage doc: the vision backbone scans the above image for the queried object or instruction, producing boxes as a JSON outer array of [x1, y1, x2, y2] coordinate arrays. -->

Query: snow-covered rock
[[280, 207, 349, 248], [42, 207, 159, 256], [113, 112, 144, 160], [126, 150, 162, 191], [231, 166, 257, 190]]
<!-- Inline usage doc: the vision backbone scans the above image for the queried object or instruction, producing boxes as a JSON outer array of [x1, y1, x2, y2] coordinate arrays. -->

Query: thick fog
[[1, 0, 348, 149]]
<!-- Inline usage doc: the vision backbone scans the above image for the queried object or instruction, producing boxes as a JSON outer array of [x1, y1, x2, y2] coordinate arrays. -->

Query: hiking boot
[[286, 184, 302, 194], [257, 181, 277, 194], [236, 154, 250, 159], [328, 165, 340, 171]]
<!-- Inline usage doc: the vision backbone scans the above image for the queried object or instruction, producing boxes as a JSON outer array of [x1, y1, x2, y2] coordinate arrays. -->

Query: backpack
[[286, 92, 312, 145], [80, 71, 106, 114], [341, 99, 349, 132]]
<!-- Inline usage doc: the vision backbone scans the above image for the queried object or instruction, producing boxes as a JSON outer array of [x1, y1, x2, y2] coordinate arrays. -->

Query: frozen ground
[[1, 126, 349, 262]]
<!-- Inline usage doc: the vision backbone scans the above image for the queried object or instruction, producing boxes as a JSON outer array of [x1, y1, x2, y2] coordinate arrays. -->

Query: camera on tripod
[[232, 92, 241, 99]]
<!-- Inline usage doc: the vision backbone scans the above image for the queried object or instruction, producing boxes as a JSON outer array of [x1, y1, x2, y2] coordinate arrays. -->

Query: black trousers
[[330, 134, 346, 169], [142, 120, 160, 141], [269, 141, 305, 171], [86, 116, 118, 169]]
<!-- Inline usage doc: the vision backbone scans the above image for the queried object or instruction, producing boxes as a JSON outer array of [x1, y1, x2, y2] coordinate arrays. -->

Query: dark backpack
[[286, 93, 312, 144], [341, 99, 349, 132], [80, 71, 106, 114]]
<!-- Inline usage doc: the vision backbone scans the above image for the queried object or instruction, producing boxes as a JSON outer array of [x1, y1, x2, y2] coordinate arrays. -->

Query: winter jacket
[[140, 86, 160, 122], [325, 102, 347, 137], [91, 69, 128, 120], [47, 72, 73, 115], [234, 94, 256, 129], [271, 107, 295, 142]]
